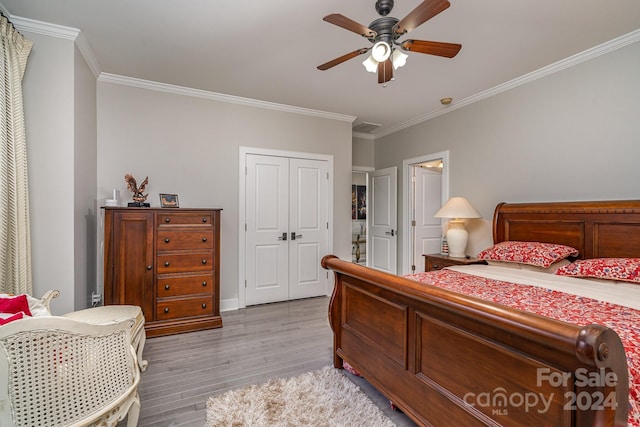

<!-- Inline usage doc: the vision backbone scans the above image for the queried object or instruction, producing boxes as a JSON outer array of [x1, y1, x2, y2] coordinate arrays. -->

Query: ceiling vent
[[352, 122, 381, 133]]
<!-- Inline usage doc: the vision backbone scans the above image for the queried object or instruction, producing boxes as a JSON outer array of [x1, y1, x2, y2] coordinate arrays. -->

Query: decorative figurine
[[124, 173, 150, 207]]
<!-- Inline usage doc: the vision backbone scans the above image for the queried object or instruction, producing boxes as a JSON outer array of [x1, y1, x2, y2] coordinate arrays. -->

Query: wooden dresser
[[103, 207, 222, 337]]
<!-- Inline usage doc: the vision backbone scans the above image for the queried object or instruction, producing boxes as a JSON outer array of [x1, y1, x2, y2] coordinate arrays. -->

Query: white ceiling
[[3, 0, 640, 137]]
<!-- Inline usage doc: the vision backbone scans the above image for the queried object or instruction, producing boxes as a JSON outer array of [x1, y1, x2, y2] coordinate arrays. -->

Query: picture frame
[[159, 193, 179, 208], [356, 185, 366, 220], [352, 185, 357, 220]]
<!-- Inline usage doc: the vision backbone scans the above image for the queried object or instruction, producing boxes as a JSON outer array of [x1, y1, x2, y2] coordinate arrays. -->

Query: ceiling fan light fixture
[[362, 55, 378, 73], [391, 49, 408, 70], [371, 41, 391, 62]]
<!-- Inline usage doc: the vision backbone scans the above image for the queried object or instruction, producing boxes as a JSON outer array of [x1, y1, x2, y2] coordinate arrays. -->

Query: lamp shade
[[391, 49, 408, 70], [434, 197, 481, 220], [362, 56, 378, 73], [371, 41, 391, 62]]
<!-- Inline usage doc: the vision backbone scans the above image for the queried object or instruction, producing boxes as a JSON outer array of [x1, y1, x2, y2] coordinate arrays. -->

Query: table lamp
[[434, 197, 481, 258]]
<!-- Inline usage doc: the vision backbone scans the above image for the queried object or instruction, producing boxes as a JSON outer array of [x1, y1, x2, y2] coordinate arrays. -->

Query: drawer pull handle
[[164, 307, 169, 313], [165, 284, 170, 290], [164, 261, 170, 267], [433, 264, 439, 269], [165, 218, 170, 223], [202, 217, 208, 223], [201, 303, 207, 309], [202, 259, 207, 264], [146, 265, 152, 270], [202, 237, 207, 242], [202, 281, 207, 287], [164, 238, 170, 243]]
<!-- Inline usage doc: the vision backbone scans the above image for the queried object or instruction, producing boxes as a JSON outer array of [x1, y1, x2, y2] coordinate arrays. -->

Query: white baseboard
[[220, 298, 239, 312]]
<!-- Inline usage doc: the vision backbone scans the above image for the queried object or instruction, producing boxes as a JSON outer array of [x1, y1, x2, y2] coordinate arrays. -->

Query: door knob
[[277, 232, 287, 241], [385, 230, 395, 236], [291, 232, 303, 240]]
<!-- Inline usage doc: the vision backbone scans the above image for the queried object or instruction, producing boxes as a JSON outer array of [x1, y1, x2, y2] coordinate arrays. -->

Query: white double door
[[245, 154, 329, 306]]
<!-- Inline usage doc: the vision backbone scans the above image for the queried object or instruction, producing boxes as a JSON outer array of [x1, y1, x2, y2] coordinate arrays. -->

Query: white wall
[[73, 45, 97, 310], [21, 31, 77, 314], [352, 136, 375, 168], [375, 40, 640, 266], [96, 81, 353, 305]]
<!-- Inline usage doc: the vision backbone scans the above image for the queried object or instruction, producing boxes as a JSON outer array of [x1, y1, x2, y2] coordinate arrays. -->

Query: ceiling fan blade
[[323, 14, 376, 38], [395, 0, 450, 35], [400, 40, 461, 58], [377, 59, 393, 84], [317, 48, 369, 71]]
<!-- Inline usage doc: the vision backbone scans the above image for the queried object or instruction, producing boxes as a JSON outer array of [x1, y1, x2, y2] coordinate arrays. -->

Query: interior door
[[245, 155, 289, 305], [413, 166, 443, 271], [288, 158, 328, 299], [370, 166, 397, 273], [245, 154, 329, 305]]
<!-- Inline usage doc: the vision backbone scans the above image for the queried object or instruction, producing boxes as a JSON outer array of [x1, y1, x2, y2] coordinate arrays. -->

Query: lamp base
[[446, 220, 468, 258]]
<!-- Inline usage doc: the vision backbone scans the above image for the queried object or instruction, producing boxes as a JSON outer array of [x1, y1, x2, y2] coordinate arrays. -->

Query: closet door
[[245, 155, 290, 305], [288, 158, 328, 300], [245, 154, 329, 305]]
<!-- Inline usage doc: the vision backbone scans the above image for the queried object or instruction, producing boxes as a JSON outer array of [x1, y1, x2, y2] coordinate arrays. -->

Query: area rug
[[205, 366, 396, 426]]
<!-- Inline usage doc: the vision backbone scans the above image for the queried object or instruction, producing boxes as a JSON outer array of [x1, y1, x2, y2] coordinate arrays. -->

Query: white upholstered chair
[[0, 316, 141, 427], [62, 305, 148, 372]]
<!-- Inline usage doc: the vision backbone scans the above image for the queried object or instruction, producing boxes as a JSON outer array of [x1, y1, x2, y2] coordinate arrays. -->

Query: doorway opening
[[402, 151, 449, 274]]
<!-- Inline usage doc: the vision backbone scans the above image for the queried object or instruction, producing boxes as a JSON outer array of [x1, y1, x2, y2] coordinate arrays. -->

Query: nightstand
[[423, 253, 486, 272]]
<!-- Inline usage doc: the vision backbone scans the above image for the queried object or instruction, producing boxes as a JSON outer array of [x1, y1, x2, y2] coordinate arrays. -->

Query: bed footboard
[[322, 255, 629, 427]]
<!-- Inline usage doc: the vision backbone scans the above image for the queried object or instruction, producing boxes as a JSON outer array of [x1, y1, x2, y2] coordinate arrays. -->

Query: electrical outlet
[[91, 292, 102, 304]]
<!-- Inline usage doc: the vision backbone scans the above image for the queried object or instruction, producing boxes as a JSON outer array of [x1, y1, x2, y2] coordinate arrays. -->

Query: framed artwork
[[352, 185, 357, 220], [160, 193, 179, 208], [356, 185, 366, 220]]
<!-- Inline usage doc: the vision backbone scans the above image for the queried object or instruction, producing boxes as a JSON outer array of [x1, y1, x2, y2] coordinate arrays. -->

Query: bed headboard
[[493, 200, 640, 259]]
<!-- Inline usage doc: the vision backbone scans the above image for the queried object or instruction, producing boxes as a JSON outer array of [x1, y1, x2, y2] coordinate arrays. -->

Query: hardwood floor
[[128, 296, 416, 426]]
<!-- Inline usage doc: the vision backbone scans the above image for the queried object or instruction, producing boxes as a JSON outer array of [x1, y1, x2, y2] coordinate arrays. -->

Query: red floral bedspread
[[405, 269, 640, 427]]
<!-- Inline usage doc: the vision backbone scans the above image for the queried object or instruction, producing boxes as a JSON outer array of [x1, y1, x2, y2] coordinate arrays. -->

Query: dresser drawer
[[157, 212, 213, 227], [424, 254, 486, 272], [156, 296, 213, 320], [428, 258, 457, 271], [157, 229, 214, 250], [157, 274, 214, 297], [157, 253, 213, 274]]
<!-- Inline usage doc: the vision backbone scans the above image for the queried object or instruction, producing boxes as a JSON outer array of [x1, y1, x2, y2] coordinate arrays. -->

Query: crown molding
[[6, 3, 636, 138], [11, 16, 78, 40], [73, 31, 101, 78], [374, 28, 640, 139], [98, 73, 356, 123], [8, 7, 352, 123], [10, 15, 101, 78]]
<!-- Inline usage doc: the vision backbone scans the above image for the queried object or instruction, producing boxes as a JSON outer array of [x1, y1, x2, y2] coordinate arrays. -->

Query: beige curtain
[[0, 15, 33, 295]]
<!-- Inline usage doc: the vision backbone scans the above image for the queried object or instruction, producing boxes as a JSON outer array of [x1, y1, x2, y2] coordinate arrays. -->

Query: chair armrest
[[39, 289, 60, 312]]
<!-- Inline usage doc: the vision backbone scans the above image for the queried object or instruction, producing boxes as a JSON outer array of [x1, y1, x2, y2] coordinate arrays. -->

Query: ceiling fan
[[317, 0, 461, 84]]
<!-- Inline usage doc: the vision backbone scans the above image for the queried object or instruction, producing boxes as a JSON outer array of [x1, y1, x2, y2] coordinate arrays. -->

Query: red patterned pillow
[[0, 294, 32, 316], [477, 241, 579, 268], [555, 258, 640, 283]]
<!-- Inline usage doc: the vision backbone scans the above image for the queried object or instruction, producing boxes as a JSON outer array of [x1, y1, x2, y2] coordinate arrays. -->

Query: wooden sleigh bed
[[322, 200, 640, 427]]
